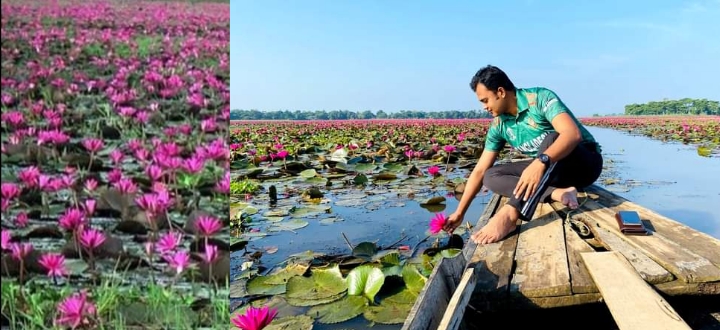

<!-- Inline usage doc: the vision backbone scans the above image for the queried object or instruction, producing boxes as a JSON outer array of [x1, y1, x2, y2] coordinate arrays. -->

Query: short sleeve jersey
[[484, 87, 600, 157]]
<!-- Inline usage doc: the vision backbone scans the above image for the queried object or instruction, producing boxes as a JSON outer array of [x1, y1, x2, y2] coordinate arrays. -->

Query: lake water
[[231, 126, 720, 329], [588, 126, 720, 239]]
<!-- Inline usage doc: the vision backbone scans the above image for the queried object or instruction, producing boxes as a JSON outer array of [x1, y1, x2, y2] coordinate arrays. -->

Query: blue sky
[[231, 0, 720, 116]]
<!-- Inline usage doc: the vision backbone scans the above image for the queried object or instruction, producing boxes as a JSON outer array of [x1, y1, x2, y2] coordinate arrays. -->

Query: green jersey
[[484, 87, 600, 158]]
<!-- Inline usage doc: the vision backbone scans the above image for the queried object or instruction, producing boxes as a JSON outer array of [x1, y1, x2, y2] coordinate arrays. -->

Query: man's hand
[[513, 160, 546, 201], [443, 211, 464, 234]]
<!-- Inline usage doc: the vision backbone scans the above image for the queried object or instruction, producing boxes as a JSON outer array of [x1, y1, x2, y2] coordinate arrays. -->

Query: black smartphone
[[617, 210, 643, 226]]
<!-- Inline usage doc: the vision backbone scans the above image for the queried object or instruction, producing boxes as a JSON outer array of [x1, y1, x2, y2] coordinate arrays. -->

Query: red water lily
[[429, 213, 447, 235], [232, 306, 278, 330]]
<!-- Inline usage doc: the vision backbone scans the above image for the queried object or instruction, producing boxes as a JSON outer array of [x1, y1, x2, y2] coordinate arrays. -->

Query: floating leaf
[[440, 248, 462, 259], [418, 196, 446, 205], [372, 172, 397, 181], [306, 295, 368, 324], [363, 300, 413, 324], [286, 292, 346, 307], [265, 315, 315, 330], [353, 173, 369, 185], [246, 275, 287, 295], [355, 163, 376, 172], [286, 265, 347, 300], [402, 264, 427, 295], [347, 265, 385, 302], [299, 169, 317, 178], [268, 219, 309, 232], [352, 242, 378, 259]]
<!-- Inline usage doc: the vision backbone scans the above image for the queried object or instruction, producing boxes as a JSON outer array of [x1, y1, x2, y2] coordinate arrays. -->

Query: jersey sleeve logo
[[527, 93, 537, 106]]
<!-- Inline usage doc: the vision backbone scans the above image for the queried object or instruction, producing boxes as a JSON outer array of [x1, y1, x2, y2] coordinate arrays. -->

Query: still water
[[588, 126, 720, 239]]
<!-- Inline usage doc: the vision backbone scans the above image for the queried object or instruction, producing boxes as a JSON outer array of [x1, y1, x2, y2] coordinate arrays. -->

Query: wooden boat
[[401, 184, 720, 330]]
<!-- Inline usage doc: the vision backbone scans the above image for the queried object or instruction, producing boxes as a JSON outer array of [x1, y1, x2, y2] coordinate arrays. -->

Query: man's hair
[[469, 65, 516, 93]]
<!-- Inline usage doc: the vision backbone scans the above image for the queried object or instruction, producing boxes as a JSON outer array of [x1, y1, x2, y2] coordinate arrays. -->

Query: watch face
[[540, 154, 549, 163]]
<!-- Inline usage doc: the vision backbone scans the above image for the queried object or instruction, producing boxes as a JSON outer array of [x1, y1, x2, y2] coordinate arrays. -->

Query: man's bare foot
[[471, 205, 519, 245], [551, 187, 579, 209]]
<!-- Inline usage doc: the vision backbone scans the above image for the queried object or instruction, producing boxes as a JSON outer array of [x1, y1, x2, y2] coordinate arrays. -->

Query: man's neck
[[506, 95, 518, 117]]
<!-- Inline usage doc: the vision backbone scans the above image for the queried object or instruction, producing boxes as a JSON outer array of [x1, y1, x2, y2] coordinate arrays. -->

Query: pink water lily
[[232, 306, 278, 330], [429, 213, 447, 235], [427, 165, 440, 176]]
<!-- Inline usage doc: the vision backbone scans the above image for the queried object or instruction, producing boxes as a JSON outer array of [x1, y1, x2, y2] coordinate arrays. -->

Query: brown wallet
[[615, 210, 649, 235]]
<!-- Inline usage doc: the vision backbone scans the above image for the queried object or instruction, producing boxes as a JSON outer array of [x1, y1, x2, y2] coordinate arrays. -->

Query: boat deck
[[402, 184, 720, 330]]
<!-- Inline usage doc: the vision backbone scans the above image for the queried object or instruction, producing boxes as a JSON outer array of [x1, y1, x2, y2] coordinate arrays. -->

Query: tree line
[[229, 109, 493, 120], [624, 98, 719, 115]]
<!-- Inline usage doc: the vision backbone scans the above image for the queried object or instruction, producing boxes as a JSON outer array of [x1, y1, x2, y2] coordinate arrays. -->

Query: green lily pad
[[306, 295, 368, 324], [347, 264, 385, 302], [355, 163, 376, 172], [265, 315, 315, 330], [285, 291, 346, 307], [300, 169, 317, 178], [352, 242, 378, 259], [402, 264, 427, 295], [418, 196, 446, 205], [240, 232, 267, 241], [291, 205, 331, 217], [440, 248, 462, 259], [382, 163, 403, 172], [264, 216, 284, 222], [363, 299, 413, 324], [268, 219, 309, 232], [286, 265, 347, 300]]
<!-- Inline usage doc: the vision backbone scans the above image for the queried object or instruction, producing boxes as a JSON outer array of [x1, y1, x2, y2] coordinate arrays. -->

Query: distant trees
[[624, 98, 719, 115], [229, 109, 493, 120]]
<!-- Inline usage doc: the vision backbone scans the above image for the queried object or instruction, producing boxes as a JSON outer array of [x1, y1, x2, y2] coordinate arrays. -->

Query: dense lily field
[[1, 1, 230, 329], [229, 119, 518, 328], [582, 116, 720, 157]]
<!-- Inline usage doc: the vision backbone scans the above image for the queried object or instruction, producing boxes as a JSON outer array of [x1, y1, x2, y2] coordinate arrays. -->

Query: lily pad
[[418, 196, 446, 205], [299, 169, 317, 178], [267, 219, 309, 232], [306, 295, 368, 324], [363, 300, 413, 324], [347, 264, 385, 302], [352, 242, 378, 259], [402, 264, 427, 295], [265, 315, 315, 330], [286, 265, 347, 300]]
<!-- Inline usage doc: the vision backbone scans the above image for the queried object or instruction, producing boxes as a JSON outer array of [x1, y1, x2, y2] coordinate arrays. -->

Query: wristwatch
[[537, 153, 551, 166]]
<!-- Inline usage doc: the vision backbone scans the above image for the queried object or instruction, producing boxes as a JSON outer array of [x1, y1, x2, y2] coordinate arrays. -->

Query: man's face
[[475, 83, 508, 117]]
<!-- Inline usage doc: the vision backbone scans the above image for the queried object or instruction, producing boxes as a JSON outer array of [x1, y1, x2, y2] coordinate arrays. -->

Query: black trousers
[[483, 132, 603, 221]]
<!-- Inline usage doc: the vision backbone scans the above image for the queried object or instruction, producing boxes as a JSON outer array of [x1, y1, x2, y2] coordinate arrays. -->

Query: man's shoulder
[[490, 116, 502, 129], [521, 86, 558, 99]]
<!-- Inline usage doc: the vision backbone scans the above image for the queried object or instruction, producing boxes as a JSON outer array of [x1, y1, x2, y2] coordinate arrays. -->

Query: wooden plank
[[437, 266, 480, 330], [579, 199, 720, 283], [562, 220, 599, 294], [462, 194, 501, 262], [510, 203, 572, 297], [402, 252, 467, 330], [581, 251, 693, 330], [586, 185, 720, 268], [467, 197, 521, 311], [509, 292, 604, 309], [555, 202, 675, 284], [654, 280, 720, 296]]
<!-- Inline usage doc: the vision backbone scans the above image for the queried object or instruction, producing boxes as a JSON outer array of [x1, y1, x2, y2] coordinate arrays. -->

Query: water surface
[[588, 127, 720, 239]]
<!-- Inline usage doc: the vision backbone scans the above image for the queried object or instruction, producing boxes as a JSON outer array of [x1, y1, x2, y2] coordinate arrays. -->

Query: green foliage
[[230, 178, 260, 195], [230, 109, 493, 120], [625, 98, 719, 115]]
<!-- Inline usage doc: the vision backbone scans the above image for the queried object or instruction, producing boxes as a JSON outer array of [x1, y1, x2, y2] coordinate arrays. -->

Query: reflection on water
[[588, 127, 720, 239]]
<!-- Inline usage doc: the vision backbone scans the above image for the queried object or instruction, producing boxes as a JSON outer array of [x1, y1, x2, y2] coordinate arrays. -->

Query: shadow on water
[[587, 127, 720, 239]]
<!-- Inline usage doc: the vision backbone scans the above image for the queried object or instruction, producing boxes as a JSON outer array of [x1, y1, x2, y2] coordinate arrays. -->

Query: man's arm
[[539, 89, 582, 162], [542, 113, 582, 162], [455, 149, 499, 216]]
